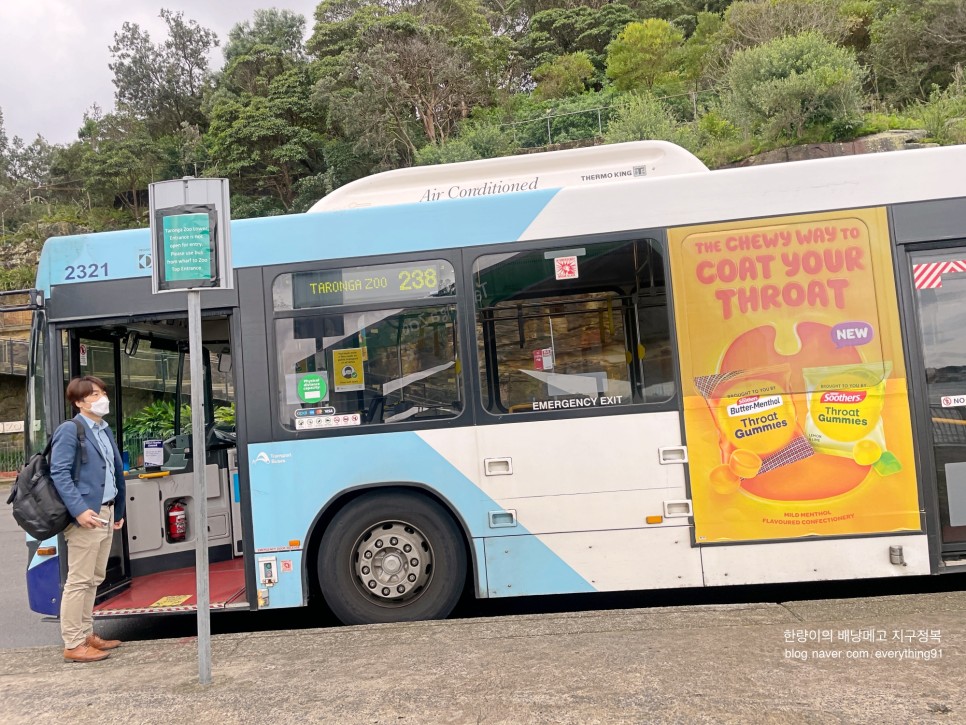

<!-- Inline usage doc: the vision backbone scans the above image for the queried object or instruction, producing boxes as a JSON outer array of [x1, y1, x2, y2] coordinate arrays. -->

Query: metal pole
[[188, 290, 212, 684]]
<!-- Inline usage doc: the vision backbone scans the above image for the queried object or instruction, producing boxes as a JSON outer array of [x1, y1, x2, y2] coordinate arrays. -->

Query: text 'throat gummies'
[[695, 364, 814, 479], [803, 361, 892, 464]]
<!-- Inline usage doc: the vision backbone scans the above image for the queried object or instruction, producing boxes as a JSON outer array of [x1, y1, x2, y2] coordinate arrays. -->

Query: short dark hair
[[66, 376, 107, 408]]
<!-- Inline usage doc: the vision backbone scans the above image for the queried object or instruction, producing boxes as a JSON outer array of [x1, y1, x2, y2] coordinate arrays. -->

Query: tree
[[532, 51, 595, 99], [604, 92, 689, 144], [224, 8, 307, 64], [521, 3, 638, 78], [722, 31, 867, 140], [702, 0, 861, 85], [0, 107, 56, 235], [869, 0, 966, 104], [624, 0, 734, 36], [208, 15, 326, 211], [605, 19, 685, 91], [722, 0, 856, 48], [311, 1, 499, 169], [109, 9, 219, 135], [320, 27, 490, 161], [0, 108, 8, 180], [678, 11, 726, 92], [77, 111, 162, 222], [3, 135, 53, 187]]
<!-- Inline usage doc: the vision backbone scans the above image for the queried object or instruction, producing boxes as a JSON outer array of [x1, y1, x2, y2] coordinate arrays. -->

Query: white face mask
[[89, 397, 110, 417]]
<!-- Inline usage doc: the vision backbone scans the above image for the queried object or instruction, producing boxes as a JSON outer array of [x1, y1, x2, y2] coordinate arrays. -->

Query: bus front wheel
[[318, 491, 467, 625]]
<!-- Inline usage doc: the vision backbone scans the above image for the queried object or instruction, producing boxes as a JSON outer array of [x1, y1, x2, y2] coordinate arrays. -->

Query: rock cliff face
[[721, 130, 933, 167]]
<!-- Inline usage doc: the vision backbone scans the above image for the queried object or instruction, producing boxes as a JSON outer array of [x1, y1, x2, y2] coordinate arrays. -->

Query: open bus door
[[64, 330, 132, 601], [53, 314, 248, 616]]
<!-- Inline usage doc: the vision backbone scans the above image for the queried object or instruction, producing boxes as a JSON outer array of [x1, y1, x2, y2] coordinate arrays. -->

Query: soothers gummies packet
[[695, 365, 814, 480], [802, 361, 892, 466]]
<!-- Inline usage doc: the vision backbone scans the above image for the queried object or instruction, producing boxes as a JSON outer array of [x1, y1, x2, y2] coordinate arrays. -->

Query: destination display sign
[[291, 260, 455, 309]]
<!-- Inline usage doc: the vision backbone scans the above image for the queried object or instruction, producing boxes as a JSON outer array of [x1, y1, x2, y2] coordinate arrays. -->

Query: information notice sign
[[163, 213, 212, 281], [153, 204, 219, 291]]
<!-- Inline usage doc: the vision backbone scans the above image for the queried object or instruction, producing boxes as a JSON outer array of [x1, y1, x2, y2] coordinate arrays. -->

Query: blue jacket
[[50, 414, 127, 522]]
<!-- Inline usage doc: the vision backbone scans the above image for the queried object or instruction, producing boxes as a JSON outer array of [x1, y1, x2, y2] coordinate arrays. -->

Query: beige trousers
[[60, 504, 114, 649]]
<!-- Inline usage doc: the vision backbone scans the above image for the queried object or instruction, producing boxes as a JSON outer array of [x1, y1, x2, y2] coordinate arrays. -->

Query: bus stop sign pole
[[187, 290, 210, 684], [149, 177, 232, 686]]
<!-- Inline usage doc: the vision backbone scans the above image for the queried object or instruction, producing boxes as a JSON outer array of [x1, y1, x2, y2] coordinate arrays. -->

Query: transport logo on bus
[[251, 451, 293, 465]]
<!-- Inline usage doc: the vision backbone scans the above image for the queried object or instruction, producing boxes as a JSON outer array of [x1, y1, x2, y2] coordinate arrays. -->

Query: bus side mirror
[[124, 332, 140, 356], [217, 353, 232, 373]]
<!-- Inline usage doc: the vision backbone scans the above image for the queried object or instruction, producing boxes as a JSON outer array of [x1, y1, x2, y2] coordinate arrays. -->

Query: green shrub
[[604, 93, 696, 149], [722, 31, 867, 142]]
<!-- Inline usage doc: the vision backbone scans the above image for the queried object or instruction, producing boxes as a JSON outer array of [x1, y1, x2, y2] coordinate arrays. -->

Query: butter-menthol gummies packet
[[802, 361, 893, 467], [695, 364, 814, 484]]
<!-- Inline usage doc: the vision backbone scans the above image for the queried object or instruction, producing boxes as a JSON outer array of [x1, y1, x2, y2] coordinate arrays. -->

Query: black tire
[[318, 491, 467, 625]]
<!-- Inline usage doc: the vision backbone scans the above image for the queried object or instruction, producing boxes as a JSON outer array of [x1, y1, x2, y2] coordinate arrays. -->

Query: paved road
[[0, 498, 62, 649], [1, 592, 964, 724]]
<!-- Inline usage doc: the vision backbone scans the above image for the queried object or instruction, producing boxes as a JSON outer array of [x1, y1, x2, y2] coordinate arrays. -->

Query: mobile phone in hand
[[92, 516, 110, 526]]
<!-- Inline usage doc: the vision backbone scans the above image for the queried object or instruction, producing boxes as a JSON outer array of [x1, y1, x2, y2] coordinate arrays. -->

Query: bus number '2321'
[[64, 263, 109, 280]]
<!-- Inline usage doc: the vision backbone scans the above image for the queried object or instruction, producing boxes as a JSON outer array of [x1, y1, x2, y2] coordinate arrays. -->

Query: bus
[[9, 139, 966, 626]]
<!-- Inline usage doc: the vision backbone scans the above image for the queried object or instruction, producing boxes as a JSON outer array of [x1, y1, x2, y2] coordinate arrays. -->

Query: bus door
[[62, 314, 246, 614], [906, 247, 966, 558], [66, 330, 131, 601]]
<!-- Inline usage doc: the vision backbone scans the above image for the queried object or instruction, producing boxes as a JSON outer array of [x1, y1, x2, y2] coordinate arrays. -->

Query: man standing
[[50, 375, 127, 663]]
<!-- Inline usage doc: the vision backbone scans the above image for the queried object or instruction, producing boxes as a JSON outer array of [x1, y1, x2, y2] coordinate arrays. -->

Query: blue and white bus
[[12, 140, 966, 625]]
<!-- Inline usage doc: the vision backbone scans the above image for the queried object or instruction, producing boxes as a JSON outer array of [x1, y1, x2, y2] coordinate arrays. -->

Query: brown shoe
[[86, 634, 121, 651], [64, 644, 109, 663]]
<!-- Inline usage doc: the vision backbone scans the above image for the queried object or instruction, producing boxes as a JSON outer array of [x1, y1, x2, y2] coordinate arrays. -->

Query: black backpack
[[6, 419, 88, 540]]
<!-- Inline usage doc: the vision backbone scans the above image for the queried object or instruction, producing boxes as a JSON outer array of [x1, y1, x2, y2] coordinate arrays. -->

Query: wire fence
[[498, 90, 712, 148]]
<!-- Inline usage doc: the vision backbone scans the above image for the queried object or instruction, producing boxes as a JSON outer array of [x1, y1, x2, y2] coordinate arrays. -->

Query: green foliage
[[678, 11, 726, 90], [76, 111, 162, 223], [722, 31, 867, 141], [521, 3, 638, 80], [604, 92, 697, 149], [0, 265, 35, 291], [415, 123, 516, 164], [912, 72, 966, 144], [869, 0, 966, 105], [214, 403, 236, 427], [8, 0, 966, 286], [121, 399, 188, 457], [109, 9, 219, 135], [207, 60, 326, 209], [606, 19, 685, 92], [225, 8, 307, 64], [533, 52, 596, 100], [490, 89, 620, 148]]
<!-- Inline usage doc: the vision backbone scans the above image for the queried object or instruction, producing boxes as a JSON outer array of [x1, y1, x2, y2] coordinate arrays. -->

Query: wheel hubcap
[[353, 521, 432, 603]]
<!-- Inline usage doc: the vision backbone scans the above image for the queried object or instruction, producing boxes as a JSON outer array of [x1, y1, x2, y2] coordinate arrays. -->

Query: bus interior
[[61, 312, 247, 615]]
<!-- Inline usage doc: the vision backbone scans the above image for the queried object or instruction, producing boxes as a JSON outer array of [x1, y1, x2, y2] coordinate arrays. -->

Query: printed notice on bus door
[[668, 207, 920, 543]]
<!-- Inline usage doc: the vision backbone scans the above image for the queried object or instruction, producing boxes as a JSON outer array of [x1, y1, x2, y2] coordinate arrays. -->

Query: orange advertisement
[[668, 208, 921, 542]]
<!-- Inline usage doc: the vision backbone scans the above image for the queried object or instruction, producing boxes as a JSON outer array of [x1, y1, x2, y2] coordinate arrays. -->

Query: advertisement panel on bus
[[669, 207, 921, 542]]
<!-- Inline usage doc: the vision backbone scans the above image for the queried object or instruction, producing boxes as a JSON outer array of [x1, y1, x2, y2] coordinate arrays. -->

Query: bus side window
[[272, 260, 463, 430], [474, 238, 675, 414]]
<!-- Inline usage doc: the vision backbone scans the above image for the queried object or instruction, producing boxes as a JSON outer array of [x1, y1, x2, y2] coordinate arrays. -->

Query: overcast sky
[[0, 1, 321, 145]]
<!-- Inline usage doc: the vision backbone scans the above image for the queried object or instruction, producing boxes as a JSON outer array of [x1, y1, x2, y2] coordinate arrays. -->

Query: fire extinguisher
[[166, 499, 187, 543]]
